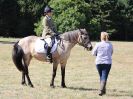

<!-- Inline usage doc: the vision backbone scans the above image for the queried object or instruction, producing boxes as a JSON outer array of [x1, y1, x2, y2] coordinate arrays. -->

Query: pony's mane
[[61, 29, 80, 43]]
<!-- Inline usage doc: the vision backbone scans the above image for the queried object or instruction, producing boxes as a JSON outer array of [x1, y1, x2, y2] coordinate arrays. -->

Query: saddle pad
[[35, 38, 58, 53]]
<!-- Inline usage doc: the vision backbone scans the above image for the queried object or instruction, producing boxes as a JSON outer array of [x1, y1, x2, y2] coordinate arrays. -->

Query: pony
[[12, 29, 93, 88]]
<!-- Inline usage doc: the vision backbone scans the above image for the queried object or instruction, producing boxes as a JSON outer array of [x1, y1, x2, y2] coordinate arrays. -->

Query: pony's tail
[[12, 41, 24, 72]]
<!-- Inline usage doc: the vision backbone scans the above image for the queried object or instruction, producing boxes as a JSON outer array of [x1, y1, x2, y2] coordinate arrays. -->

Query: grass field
[[0, 38, 133, 99]]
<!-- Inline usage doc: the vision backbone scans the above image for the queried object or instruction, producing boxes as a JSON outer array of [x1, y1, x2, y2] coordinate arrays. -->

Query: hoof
[[50, 84, 55, 88], [21, 82, 27, 86], [61, 85, 67, 88], [50, 85, 55, 88], [28, 83, 34, 88]]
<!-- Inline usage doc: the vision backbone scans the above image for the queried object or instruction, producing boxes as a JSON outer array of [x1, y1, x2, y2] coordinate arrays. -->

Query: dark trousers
[[96, 64, 111, 82]]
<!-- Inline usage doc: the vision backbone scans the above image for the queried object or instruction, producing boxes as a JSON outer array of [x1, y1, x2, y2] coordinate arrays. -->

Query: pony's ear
[[82, 28, 89, 35], [79, 29, 84, 35]]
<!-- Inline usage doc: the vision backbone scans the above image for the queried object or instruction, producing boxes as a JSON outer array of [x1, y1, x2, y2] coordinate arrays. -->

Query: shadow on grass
[[67, 86, 98, 91], [0, 41, 15, 44], [65, 86, 133, 97]]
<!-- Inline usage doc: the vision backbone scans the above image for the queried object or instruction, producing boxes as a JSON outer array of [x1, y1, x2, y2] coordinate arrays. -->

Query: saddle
[[42, 36, 55, 63], [35, 35, 60, 63], [34, 37, 58, 54]]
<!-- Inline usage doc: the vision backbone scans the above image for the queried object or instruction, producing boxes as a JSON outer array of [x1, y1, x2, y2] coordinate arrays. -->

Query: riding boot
[[47, 46, 52, 63], [99, 81, 106, 96]]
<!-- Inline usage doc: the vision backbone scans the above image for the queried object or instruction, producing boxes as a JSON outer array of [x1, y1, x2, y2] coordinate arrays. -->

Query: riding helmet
[[44, 5, 53, 13]]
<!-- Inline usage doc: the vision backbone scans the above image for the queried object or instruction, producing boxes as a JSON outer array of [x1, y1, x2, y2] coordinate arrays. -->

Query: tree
[[0, 0, 132, 40], [109, 0, 133, 40], [87, 0, 115, 40], [34, 0, 91, 36], [0, 0, 46, 37], [15, 0, 46, 37], [50, 0, 91, 33], [0, 0, 19, 37]]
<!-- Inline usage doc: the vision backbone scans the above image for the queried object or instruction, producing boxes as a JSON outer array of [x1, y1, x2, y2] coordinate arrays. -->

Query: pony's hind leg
[[24, 64, 34, 88], [21, 72, 26, 85], [23, 55, 34, 88]]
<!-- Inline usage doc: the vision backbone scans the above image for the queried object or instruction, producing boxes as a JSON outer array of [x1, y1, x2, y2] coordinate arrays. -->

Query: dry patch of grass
[[0, 41, 133, 99]]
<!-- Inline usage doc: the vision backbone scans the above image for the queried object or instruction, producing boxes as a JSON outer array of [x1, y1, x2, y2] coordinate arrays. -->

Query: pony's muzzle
[[89, 46, 93, 51], [87, 44, 93, 51]]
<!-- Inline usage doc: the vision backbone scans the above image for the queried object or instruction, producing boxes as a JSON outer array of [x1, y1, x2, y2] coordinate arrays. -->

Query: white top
[[92, 41, 113, 64]]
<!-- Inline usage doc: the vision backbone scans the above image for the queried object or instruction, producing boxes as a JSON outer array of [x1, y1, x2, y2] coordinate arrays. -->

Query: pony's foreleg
[[50, 61, 58, 88], [61, 65, 66, 88], [21, 72, 26, 85]]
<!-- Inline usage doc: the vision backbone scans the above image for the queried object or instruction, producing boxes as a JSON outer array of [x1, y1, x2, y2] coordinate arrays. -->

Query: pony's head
[[78, 29, 93, 51]]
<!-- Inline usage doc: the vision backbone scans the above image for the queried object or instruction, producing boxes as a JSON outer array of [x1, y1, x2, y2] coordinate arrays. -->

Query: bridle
[[78, 29, 90, 49]]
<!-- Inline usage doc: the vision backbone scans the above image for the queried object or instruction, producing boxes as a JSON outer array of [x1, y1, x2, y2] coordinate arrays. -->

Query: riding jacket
[[42, 15, 58, 38]]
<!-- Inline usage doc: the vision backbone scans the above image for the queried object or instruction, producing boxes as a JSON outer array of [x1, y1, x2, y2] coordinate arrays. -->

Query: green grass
[[0, 37, 20, 42], [0, 40, 133, 99]]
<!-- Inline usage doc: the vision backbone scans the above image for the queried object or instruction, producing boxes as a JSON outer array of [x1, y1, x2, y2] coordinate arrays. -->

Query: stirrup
[[46, 55, 53, 63], [46, 56, 51, 60]]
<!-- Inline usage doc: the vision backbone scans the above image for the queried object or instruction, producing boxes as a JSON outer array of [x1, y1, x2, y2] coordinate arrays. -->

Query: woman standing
[[92, 32, 113, 96]]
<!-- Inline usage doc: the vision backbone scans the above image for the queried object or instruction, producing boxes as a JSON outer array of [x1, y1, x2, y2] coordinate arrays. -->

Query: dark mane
[[61, 29, 80, 43]]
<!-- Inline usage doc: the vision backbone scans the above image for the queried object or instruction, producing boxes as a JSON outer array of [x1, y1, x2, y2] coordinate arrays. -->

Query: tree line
[[0, 0, 133, 40]]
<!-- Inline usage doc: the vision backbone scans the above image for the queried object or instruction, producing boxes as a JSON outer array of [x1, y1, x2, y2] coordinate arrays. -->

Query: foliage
[[50, 0, 91, 33], [34, 0, 90, 36], [86, 0, 133, 40], [15, 0, 46, 37], [0, 0, 19, 37], [0, 0, 133, 40], [0, 0, 46, 37], [34, 17, 43, 36], [88, 0, 116, 39]]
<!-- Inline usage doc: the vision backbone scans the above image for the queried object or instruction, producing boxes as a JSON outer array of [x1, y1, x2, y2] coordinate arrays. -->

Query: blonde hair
[[101, 32, 109, 41]]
